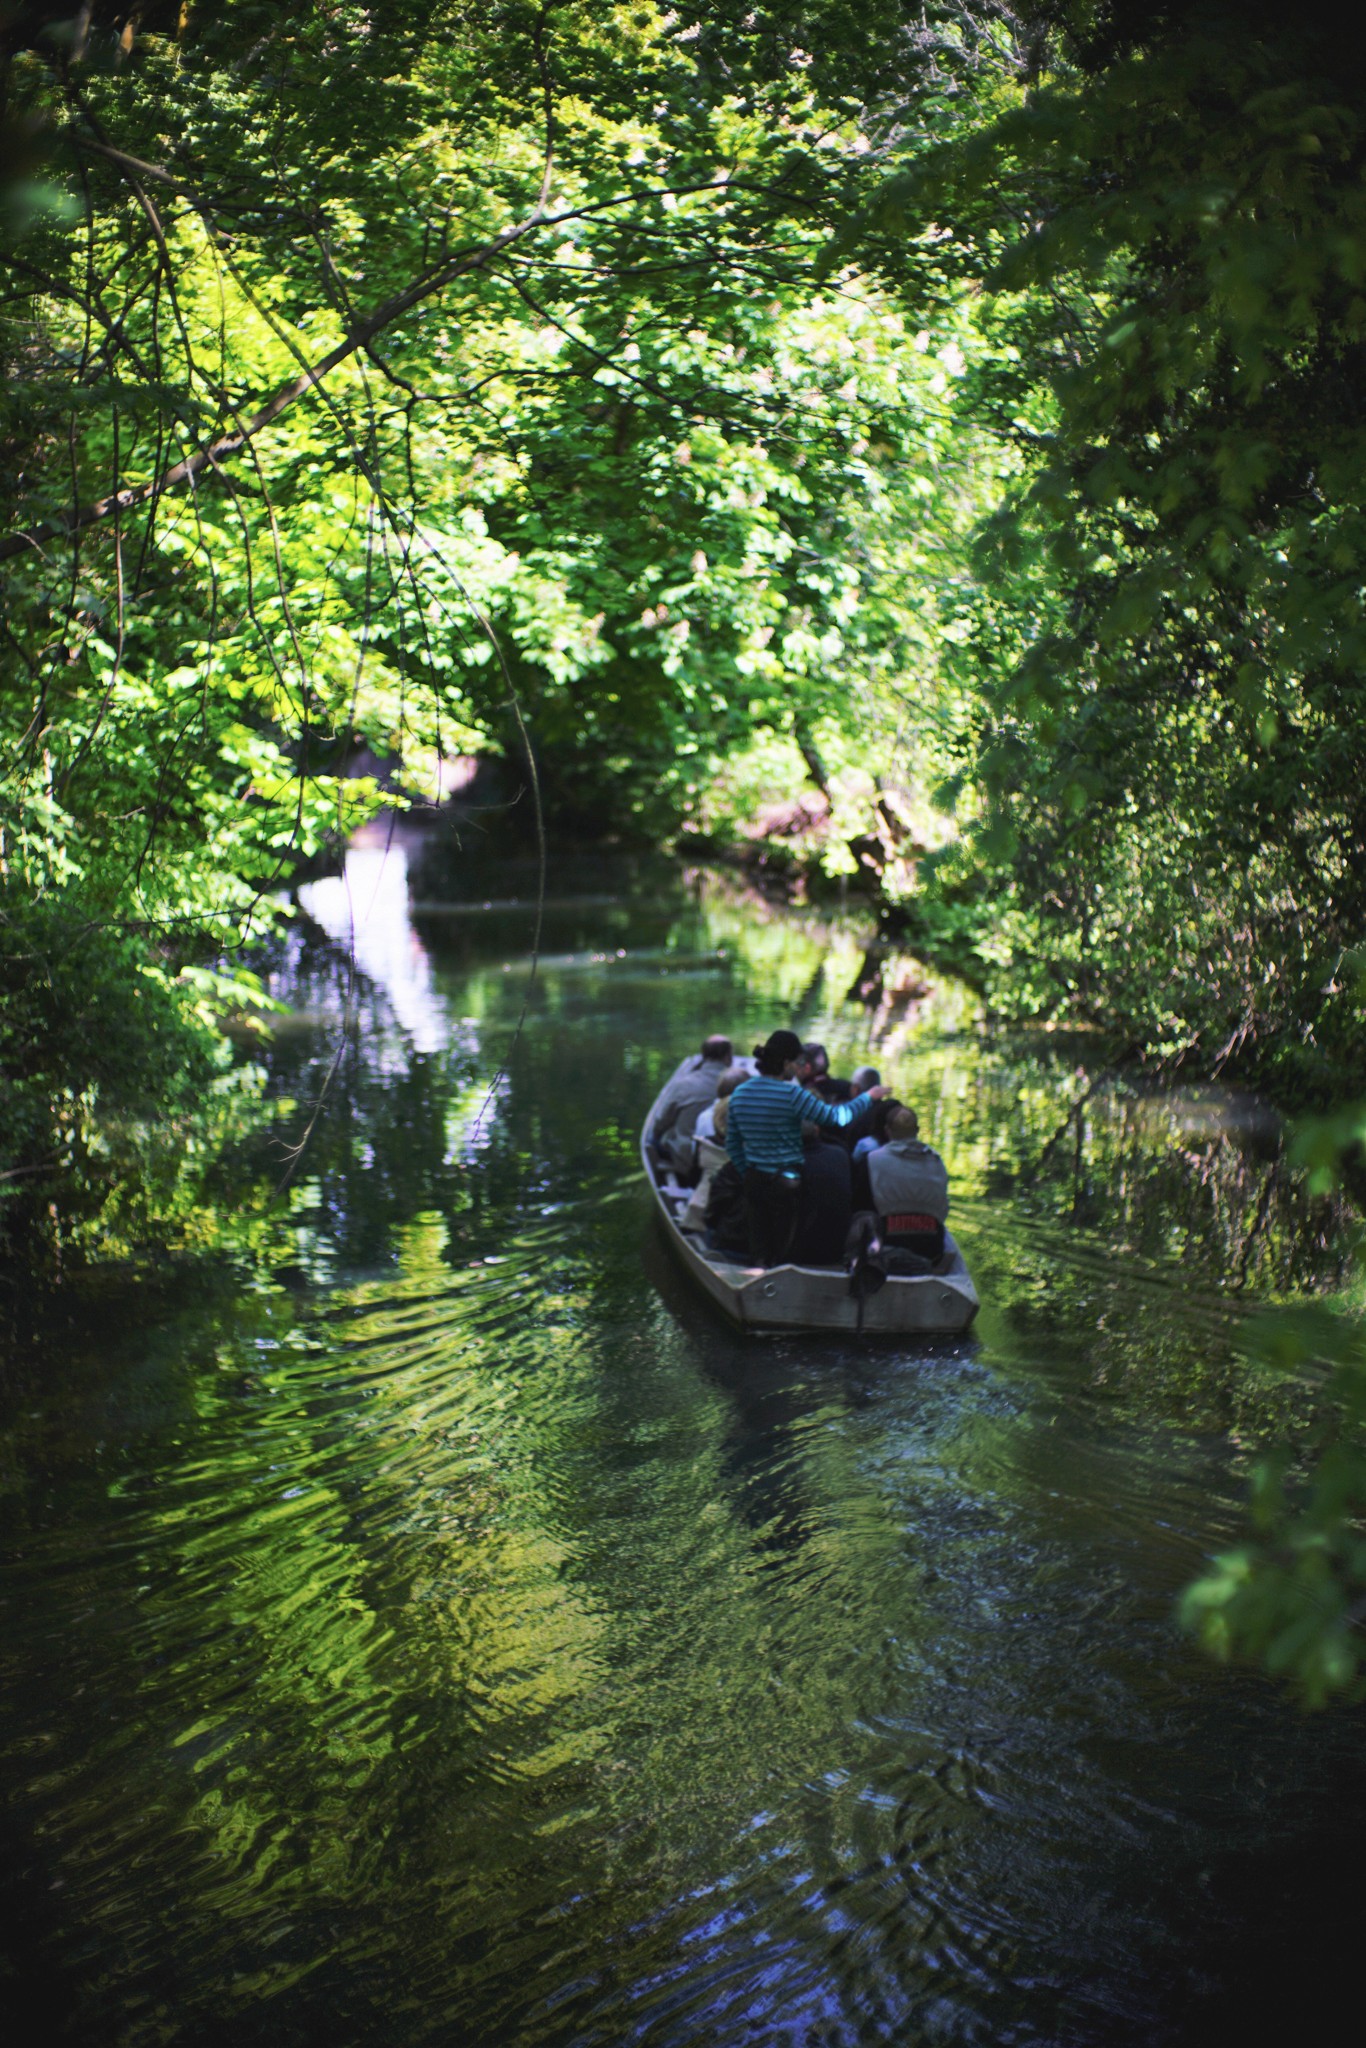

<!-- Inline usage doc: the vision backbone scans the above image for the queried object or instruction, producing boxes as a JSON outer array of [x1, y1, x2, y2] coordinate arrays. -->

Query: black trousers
[[742, 1166, 804, 1267]]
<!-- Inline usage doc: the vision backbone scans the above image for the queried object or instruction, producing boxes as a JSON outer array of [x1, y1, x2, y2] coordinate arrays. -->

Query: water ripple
[[2, 1002, 1360, 2043]]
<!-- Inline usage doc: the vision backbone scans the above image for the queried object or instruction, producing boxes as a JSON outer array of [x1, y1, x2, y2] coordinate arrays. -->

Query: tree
[[0, 1, 1000, 1208], [856, 0, 1366, 1094]]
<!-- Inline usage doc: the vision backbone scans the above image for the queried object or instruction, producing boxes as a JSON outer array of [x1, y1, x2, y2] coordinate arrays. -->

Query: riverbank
[[1, 844, 1352, 1284], [674, 815, 1366, 1114]]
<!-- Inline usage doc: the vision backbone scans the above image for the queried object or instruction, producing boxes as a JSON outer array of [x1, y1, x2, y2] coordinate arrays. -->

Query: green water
[[1, 849, 1360, 2046]]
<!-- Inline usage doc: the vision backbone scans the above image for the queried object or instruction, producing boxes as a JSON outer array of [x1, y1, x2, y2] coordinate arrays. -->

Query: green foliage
[[861, 4, 1366, 1093], [0, 0, 1002, 1246], [0, 885, 220, 1230], [1181, 1099, 1366, 1704], [5, 0, 1366, 1271]]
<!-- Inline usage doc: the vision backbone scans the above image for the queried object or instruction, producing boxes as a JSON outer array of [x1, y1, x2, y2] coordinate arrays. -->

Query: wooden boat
[[642, 1059, 980, 1335]]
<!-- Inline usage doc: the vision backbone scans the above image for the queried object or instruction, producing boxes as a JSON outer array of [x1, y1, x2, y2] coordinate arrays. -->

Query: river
[[1, 838, 1360, 2046]]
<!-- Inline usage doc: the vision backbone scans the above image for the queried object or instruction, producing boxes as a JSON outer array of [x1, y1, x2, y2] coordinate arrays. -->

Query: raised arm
[[793, 1086, 875, 1131]]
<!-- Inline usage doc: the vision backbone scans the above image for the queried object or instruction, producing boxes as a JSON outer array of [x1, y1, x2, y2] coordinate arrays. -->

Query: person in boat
[[797, 1041, 833, 1095], [799, 1041, 852, 1102], [726, 1030, 887, 1266], [807, 1041, 869, 1105], [849, 1092, 899, 1209], [865, 1105, 949, 1263], [649, 1034, 733, 1175], [702, 1154, 747, 1255], [692, 1064, 749, 1147], [851, 1089, 896, 1161], [681, 1087, 736, 1235], [833, 1065, 881, 1151], [791, 1120, 854, 1266]]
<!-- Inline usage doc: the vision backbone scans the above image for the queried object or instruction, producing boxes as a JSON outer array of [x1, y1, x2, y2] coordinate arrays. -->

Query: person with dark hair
[[752, 1029, 804, 1078], [649, 1033, 733, 1175], [838, 1065, 882, 1151], [797, 1042, 829, 1089], [853, 1093, 899, 1157], [726, 1030, 887, 1265], [801, 1040, 859, 1104], [850, 1093, 902, 1207]]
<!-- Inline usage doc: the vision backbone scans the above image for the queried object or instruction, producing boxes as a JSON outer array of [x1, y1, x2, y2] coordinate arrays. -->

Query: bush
[[0, 889, 218, 1241]]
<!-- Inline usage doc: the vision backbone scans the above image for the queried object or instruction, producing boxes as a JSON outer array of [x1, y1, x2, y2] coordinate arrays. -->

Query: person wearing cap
[[726, 1030, 887, 1265]]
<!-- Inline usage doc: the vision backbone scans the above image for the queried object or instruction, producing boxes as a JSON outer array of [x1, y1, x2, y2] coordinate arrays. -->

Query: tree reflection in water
[[0, 851, 1358, 2047]]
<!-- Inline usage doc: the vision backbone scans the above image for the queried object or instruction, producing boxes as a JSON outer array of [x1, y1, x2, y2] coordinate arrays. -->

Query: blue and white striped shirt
[[725, 1077, 874, 1174]]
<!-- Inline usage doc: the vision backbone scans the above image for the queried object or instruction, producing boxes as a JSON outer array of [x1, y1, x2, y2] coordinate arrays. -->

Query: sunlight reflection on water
[[298, 839, 449, 1055]]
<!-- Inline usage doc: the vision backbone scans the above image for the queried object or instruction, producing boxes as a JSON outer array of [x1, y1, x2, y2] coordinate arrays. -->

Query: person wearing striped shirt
[[726, 1029, 887, 1264]]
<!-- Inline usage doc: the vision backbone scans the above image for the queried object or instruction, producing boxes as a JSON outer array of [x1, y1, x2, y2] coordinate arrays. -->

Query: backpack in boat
[[882, 1209, 945, 1265], [844, 1212, 939, 1299]]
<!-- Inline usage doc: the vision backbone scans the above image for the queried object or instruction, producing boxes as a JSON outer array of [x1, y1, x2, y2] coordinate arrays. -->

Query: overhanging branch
[[1, 171, 747, 568], [0, 217, 539, 565]]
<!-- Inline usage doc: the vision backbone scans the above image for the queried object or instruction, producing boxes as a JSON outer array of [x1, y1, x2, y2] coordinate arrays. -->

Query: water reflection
[[0, 847, 1359, 2047], [297, 832, 450, 1057], [263, 850, 1347, 1312]]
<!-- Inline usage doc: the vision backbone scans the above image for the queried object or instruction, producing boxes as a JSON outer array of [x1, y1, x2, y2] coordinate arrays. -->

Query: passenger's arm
[[795, 1086, 873, 1131]]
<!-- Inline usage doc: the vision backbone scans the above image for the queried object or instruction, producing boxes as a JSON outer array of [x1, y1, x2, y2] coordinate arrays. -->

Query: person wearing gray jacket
[[867, 1105, 949, 1256], [649, 1035, 733, 1174]]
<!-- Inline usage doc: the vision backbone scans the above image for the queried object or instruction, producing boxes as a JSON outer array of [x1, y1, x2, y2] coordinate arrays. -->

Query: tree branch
[[0, 171, 748, 566]]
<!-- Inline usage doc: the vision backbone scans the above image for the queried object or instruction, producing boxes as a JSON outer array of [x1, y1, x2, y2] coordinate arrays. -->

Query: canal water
[[1, 841, 1360, 2045]]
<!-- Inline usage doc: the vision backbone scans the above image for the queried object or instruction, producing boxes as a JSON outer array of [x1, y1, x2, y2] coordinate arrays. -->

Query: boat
[[642, 1058, 980, 1335]]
